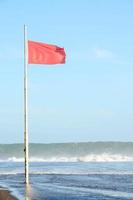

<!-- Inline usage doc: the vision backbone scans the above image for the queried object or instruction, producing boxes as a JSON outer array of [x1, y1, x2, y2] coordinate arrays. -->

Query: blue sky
[[0, 0, 133, 143]]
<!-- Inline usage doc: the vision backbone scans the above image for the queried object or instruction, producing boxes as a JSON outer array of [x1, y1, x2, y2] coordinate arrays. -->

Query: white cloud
[[94, 48, 113, 60], [92, 48, 133, 65]]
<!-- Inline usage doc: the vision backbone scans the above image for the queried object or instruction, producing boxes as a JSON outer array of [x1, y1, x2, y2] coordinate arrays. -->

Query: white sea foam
[[0, 153, 133, 162], [77, 153, 133, 162], [1, 170, 133, 176]]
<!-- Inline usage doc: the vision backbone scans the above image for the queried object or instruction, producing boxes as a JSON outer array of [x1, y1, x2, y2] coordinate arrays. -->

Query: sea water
[[0, 142, 133, 200]]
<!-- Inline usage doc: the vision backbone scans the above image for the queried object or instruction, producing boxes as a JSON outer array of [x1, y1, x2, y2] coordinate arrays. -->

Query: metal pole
[[24, 24, 29, 184]]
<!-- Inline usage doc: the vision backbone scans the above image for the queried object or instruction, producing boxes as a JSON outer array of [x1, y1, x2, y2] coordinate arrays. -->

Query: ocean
[[0, 142, 133, 200]]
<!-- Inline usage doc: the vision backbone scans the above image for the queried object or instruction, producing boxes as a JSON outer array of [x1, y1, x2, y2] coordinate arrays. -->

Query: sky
[[0, 0, 133, 143]]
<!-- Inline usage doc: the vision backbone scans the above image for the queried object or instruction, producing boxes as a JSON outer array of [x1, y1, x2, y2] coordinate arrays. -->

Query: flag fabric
[[28, 40, 66, 64]]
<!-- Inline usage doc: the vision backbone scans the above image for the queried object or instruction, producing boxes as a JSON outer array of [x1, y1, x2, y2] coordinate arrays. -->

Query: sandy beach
[[0, 189, 18, 200]]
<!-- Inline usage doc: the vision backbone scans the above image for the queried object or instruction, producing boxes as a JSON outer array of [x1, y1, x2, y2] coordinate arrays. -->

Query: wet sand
[[0, 189, 18, 200]]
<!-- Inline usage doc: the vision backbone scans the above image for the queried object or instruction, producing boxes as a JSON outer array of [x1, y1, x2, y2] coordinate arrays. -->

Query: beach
[[0, 143, 133, 199], [0, 189, 18, 200], [0, 162, 133, 199]]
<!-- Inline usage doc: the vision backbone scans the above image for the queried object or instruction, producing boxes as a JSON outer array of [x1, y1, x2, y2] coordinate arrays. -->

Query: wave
[[1, 153, 133, 162], [1, 172, 133, 176], [0, 142, 133, 162]]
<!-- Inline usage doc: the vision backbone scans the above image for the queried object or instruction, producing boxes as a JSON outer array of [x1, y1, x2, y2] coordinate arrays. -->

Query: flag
[[28, 40, 66, 64]]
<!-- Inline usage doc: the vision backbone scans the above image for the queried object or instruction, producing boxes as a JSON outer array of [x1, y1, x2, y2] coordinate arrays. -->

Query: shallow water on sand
[[0, 162, 133, 200]]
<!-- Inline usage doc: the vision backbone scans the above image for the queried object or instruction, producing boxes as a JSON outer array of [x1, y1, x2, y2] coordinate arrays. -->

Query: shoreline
[[0, 188, 18, 200]]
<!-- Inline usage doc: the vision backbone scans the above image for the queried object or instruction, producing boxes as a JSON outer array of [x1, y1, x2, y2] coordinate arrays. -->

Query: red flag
[[28, 40, 66, 64]]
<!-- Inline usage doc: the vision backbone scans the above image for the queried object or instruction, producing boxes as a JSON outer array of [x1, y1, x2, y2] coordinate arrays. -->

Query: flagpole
[[24, 24, 29, 184]]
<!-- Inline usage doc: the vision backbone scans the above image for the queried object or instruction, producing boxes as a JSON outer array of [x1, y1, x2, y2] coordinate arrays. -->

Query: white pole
[[24, 24, 29, 184]]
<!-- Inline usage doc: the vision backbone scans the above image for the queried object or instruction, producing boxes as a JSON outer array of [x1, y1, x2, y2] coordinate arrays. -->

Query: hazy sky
[[0, 0, 133, 143]]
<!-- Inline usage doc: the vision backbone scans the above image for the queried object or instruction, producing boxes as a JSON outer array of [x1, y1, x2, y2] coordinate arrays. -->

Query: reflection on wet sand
[[25, 184, 31, 200]]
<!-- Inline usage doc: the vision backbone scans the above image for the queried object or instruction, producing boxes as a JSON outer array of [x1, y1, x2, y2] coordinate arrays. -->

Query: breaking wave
[[0, 153, 133, 162], [0, 142, 133, 162]]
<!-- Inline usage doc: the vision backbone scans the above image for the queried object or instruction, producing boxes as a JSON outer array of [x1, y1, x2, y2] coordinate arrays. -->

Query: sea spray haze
[[0, 142, 133, 162]]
